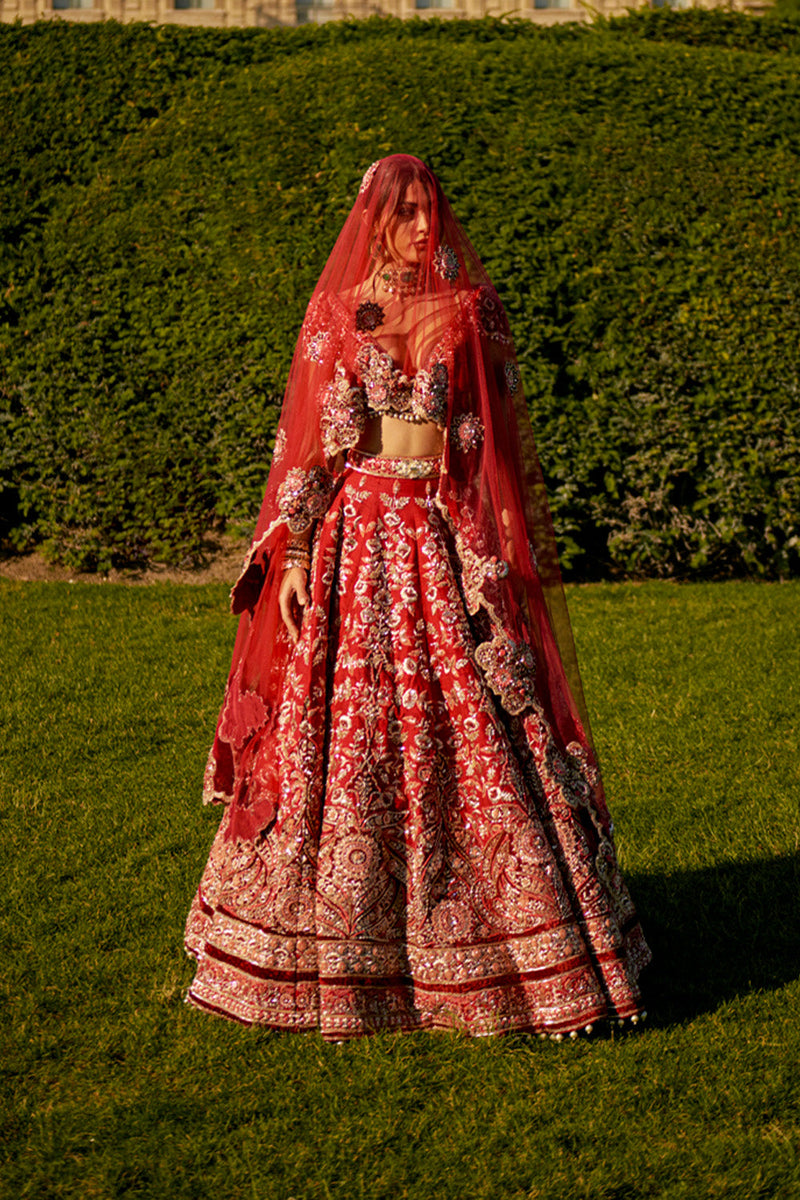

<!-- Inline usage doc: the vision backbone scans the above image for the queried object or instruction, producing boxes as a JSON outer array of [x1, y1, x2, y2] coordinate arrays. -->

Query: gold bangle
[[283, 550, 310, 572]]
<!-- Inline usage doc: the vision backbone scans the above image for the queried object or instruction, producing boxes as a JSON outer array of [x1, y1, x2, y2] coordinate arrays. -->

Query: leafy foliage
[[2, 12, 799, 576]]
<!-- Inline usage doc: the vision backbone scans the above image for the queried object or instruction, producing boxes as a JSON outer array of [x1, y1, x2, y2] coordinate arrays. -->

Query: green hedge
[[2, 12, 799, 577]]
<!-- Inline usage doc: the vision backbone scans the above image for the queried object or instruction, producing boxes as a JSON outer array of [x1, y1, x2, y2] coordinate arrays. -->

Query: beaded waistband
[[347, 449, 442, 480]]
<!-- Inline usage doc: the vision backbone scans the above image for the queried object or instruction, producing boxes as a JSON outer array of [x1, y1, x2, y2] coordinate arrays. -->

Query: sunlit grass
[[1, 580, 798, 1199]]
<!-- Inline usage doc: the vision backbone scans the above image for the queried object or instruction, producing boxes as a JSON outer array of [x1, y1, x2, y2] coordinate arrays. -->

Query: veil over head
[[209, 154, 605, 838]]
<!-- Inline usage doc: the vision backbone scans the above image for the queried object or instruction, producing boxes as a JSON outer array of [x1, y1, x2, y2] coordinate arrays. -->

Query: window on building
[[533, 0, 572, 8], [416, 0, 455, 8], [296, 0, 334, 21], [174, 0, 216, 8], [52, 0, 94, 8]]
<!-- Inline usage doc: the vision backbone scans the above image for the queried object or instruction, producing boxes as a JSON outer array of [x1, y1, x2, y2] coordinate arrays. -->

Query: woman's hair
[[362, 155, 445, 233]]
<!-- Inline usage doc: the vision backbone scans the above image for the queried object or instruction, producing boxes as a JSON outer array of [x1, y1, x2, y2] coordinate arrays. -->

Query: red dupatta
[[203, 155, 608, 842]]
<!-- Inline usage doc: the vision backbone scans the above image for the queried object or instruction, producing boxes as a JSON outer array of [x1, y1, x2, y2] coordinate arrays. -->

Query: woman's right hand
[[278, 567, 309, 645]]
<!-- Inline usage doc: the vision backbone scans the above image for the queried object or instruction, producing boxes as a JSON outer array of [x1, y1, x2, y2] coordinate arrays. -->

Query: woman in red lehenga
[[184, 155, 651, 1041]]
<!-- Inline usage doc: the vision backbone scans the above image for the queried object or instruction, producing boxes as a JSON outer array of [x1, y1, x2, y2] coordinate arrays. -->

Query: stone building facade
[[0, 0, 764, 29], [0, 0, 740, 30]]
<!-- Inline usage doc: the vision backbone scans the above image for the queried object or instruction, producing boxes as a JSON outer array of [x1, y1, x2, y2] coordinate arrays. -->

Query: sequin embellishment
[[320, 365, 367, 458], [473, 287, 512, 345], [474, 633, 537, 716], [277, 465, 335, 534], [355, 302, 385, 332], [413, 362, 449, 425], [433, 244, 461, 282], [359, 160, 381, 195], [272, 427, 288, 466], [504, 361, 521, 395], [356, 344, 448, 426], [452, 413, 485, 453], [348, 449, 441, 479]]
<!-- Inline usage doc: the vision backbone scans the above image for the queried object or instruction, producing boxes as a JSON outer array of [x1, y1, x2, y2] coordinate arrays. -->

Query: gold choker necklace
[[377, 263, 420, 298]]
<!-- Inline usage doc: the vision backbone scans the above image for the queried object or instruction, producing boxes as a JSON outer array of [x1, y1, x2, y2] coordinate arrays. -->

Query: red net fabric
[[209, 154, 607, 837]]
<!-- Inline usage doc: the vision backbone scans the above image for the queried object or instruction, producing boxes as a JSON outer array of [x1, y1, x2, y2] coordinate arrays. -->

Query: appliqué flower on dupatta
[[474, 286, 512, 345], [277, 465, 335, 534], [474, 633, 537, 716], [320, 365, 367, 458], [451, 413, 484, 453], [433, 244, 460, 283], [217, 661, 269, 751], [504, 361, 521, 395], [355, 302, 385, 332]]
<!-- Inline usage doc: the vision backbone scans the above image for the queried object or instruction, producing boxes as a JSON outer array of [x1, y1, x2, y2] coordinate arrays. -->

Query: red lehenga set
[[184, 156, 651, 1040]]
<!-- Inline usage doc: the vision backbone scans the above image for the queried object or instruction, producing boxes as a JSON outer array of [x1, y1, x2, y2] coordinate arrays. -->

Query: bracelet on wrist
[[283, 549, 311, 572]]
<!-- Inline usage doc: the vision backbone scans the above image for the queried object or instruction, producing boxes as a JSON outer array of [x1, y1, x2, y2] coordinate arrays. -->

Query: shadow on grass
[[630, 851, 800, 1024]]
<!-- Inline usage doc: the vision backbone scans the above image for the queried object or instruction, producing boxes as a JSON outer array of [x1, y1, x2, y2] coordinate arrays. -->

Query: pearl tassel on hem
[[539, 1012, 647, 1042]]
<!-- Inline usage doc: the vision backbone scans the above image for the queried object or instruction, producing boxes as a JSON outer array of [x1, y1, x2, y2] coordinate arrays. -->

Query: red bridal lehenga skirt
[[185, 452, 651, 1040]]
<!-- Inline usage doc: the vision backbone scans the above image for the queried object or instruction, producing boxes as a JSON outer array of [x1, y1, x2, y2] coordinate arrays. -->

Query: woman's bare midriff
[[357, 414, 444, 458]]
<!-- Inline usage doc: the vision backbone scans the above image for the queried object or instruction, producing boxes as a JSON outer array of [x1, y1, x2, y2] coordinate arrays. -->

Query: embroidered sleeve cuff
[[276, 465, 335, 535]]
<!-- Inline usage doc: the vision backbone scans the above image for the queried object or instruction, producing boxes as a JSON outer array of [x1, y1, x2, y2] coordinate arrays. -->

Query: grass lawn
[[0, 579, 798, 1199]]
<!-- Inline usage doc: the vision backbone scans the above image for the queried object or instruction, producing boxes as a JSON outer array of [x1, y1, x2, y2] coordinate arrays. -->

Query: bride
[[184, 154, 650, 1040]]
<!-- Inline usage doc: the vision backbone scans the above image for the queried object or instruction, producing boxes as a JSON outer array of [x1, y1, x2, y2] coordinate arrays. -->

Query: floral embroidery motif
[[542, 738, 598, 815], [187, 468, 651, 1039], [433, 244, 460, 282], [356, 344, 448, 426], [277, 465, 335, 534], [473, 287, 512, 345], [302, 296, 338, 366], [320, 364, 367, 458], [272, 427, 287, 466], [451, 413, 484, 453], [474, 633, 537, 716], [504, 360, 521, 395], [413, 362, 448, 425], [359, 160, 381, 195], [355, 301, 385, 332], [218, 661, 269, 750], [202, 749, 222, 805], [453, 534, 509, 617], [357, 344, 410, 413], [305, 329, 330, 364]]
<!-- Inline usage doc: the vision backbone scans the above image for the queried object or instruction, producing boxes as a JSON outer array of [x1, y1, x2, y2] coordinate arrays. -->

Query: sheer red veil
[[205, 155, 608, 841]]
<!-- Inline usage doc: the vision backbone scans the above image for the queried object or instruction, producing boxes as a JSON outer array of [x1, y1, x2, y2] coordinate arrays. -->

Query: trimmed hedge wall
[[2, 12, 799, 577]]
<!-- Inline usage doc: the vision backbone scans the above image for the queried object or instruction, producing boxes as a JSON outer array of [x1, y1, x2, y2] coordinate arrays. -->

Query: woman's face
[[384, 181, 431, 265]]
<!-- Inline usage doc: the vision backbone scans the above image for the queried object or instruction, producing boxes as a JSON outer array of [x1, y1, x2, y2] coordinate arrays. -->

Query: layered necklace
[[376, 262, 421, 298]]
